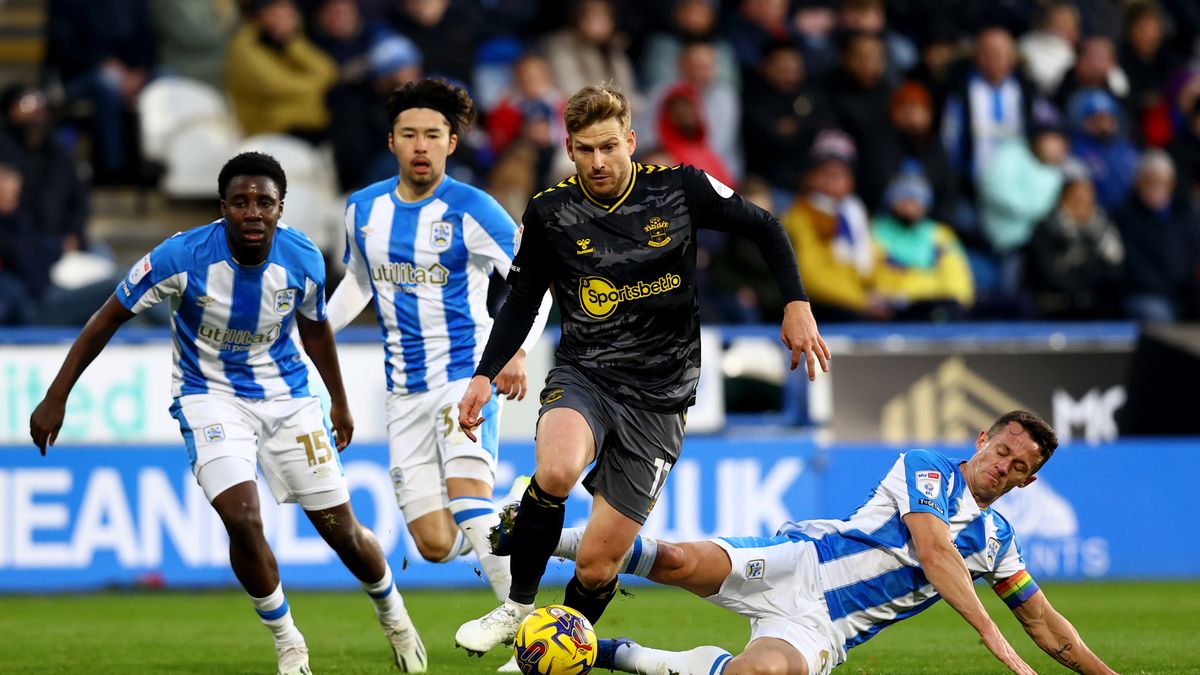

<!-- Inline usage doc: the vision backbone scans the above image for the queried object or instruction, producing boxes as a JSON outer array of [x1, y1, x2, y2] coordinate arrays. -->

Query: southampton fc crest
[[274, 288, 297, 315], [430, 221, 453, 252]]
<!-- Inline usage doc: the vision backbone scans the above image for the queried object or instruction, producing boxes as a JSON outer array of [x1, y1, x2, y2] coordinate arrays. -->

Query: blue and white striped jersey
[[340, 174, 522, 394], [116, 221, 326, 400], [781, 450, 1036, 654]]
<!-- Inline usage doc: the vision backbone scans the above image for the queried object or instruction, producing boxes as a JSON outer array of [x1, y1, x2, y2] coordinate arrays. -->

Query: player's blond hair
[[563, 84, 631, 135]]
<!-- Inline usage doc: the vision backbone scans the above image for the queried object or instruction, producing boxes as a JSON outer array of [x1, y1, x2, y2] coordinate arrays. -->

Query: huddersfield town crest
[[274, 288, 297, 315], [430, 221, 453, 252]]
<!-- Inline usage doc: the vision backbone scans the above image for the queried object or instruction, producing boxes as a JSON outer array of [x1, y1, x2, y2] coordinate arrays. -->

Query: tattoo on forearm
[[1053, 641, 1083, 671]]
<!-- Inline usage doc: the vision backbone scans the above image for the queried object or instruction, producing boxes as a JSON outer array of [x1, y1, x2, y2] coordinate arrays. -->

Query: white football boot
[[454, 599, 532, 655], [384, 621, 428, 672], [276, 641, 312, 675]]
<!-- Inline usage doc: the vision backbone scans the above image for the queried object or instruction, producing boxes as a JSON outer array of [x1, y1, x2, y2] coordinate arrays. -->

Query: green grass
[[0, 581, 1196, 673]]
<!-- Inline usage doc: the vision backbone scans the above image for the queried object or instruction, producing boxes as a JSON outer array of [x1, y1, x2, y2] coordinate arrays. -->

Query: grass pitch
[[0, 581, 1196, 674]]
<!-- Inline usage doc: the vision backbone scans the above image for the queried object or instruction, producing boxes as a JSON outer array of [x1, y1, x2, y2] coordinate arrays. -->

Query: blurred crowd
[[2, 0, 1200, 326]]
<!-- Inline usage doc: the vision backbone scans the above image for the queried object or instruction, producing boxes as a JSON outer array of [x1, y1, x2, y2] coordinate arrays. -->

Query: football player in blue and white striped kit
[[326, 78, 550, 659], [543, 411, 1117, 675], [30, 153, 427, 674]]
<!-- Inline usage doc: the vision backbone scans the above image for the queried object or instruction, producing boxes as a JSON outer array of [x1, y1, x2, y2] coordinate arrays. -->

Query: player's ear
[[447, 132, 458, 156], [627, 128, 637, 155], [387, 132, 395, 153], [564, 135, 574, 161], [975, 430, 988, 453]]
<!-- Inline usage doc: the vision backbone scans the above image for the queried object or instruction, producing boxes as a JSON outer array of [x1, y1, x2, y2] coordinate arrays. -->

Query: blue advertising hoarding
[[0, 437, 1194, 592]]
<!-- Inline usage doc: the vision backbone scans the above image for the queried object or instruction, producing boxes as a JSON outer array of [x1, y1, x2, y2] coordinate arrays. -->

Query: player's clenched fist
[[458, 375, 494, 442]]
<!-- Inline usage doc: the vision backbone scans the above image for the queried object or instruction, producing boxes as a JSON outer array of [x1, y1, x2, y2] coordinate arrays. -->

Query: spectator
[[311, 0, 418, 190], [0, 161, 34, 324], [977, 114, 1067, 297], [386, 0, 483, 90], [542, 0, 640, 115], [648, 37, 742, 179], [877, 82, 960, 227], [225, 0, 338, 140], [838, 0, 918, 76], [1025, 161, 1125, 319], [1068, 88, 1139, 211], [655, 83, 734, 187], [942, 26, 1038, 182], [724, 0, 805, 71], [150, 0, 240, 89], [1114, 150, 1200, 322], [1018, 0, 1080, 95], [1170, 97, 1200, 204], [0, 85, 89, 261], [45, 0, 157, 180], [904, 20, 960, 122], [1120, 1, 1180, 147], [641, 0, 740, 93], [782, 130, 884, 322], [742, 41, 833, 190], [871, 170, 974, 321], [1053, 35, 1129, 112], [829, 31, 894, 210]]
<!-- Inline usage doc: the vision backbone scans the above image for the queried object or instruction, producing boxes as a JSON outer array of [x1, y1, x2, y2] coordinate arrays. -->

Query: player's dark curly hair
[[217, 152, 287, 200], [385, 78, 476, 136], [987, 410, 1059, 470]]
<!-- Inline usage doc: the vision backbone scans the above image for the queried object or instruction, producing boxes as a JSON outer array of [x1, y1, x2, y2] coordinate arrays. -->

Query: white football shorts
[[708, 535, 845, 675], [385, 378, 502, 521], [169, 394, 349, 510]]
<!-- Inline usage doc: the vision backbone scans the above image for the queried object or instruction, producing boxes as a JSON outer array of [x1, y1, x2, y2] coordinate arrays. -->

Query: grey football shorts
[[536, 365, 685, 524]]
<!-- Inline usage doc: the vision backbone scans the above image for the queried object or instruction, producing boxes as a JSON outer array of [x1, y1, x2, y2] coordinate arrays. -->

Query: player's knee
[[574, 554, 620, 590], [533, 463, 580, 497], [221, 508, 265, 543]]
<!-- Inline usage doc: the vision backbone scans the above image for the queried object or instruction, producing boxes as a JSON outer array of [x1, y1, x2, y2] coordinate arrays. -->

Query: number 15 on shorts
[[297, 430, 333, 466]]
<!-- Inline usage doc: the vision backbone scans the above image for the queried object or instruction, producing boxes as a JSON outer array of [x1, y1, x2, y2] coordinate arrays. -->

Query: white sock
[[361, 565, 410, 627], [250, 583, 304, 646], [450, 496, 511, 601], [614, 643, 732, 675], [554, 527, 658, 577]]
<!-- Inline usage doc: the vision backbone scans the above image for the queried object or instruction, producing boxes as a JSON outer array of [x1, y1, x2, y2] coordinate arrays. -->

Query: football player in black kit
[[454, 83, 831, 656]]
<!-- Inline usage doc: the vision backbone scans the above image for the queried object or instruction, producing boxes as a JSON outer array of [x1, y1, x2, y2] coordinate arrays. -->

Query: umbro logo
[[360, 226, 374, 235], [196, 296, 216, 307]]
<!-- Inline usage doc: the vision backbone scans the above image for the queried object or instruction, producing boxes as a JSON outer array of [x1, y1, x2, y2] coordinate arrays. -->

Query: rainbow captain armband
[[994, 569, 1040, 609]]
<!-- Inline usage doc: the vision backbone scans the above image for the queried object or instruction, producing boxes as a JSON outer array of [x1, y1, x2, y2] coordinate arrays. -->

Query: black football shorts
[[536, 365, 685, 524]]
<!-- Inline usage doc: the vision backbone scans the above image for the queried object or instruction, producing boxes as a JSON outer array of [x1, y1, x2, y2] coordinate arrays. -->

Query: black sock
[[563, 573, 619, 625], [508, 477, 567, 605]]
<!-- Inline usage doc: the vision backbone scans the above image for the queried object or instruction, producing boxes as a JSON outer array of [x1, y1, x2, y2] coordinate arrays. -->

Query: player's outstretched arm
[[30, 295, 135, 454], [1011, 590, 1117, 674], [904, 512, 1037, 675], [296, 315, 354, 450], [781, 300, 830, 381]]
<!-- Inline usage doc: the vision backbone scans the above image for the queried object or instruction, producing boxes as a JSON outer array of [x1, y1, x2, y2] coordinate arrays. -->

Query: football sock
[[250, 582, 305, 646], [613, 642, 733, 675], [553, 527, 659, 577], [450, 496, 512, 601], [360, 565, 410, 627], [508, 477, 567, 605], [563, 573, 618, 625]]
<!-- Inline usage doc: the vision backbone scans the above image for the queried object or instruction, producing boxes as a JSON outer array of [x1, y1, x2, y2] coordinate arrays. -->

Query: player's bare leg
[[455, 408, 594, 655], [306, 501, 426, 672], [407, 477, 519, 672], [211, 481, 310, 675], [564, 493, 643, 623]]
